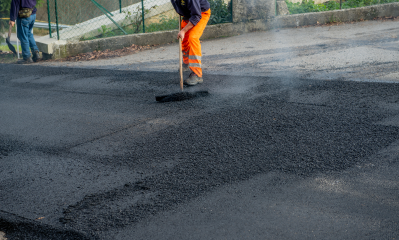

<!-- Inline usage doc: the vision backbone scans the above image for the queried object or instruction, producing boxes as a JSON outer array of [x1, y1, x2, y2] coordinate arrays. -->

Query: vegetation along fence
[[43, 0, 232, 41], [284, 0, 399, 15]]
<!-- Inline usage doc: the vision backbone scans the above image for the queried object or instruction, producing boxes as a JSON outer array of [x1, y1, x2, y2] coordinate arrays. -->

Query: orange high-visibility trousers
[[181, 9, 211, 78]]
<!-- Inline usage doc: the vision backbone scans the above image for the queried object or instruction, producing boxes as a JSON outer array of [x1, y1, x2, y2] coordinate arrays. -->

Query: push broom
[[6, 24, 18, 56]]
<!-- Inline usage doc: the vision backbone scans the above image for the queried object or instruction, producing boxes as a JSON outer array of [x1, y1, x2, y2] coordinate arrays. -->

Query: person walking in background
[[9, 0, 41, 64], [171, 0, 211, 86]]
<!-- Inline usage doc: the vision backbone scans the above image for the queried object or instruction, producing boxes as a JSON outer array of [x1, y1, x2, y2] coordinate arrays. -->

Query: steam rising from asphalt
[[209, 18, 299, 97]]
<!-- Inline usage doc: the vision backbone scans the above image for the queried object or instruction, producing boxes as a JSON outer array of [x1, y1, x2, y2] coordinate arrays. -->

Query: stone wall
[[277, 1, 290, 16], [232, 0, 276, 22]]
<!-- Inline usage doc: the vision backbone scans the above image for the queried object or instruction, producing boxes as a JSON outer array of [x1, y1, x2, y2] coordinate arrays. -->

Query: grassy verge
[[286, 0, 399, 14], [0, 44, 21, 52], [33, 27, 50, 36], [8, 25, 50, 36], [0, 43, 21, 63], [0, 52, 17, 63]]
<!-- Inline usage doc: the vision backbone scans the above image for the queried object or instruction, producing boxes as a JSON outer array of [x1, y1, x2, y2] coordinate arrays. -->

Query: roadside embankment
[[37, 2, 399, 59]]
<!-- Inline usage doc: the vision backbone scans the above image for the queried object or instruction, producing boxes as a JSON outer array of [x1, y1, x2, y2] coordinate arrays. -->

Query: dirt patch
[[0, 51, 18, 64], [0, 44, 158, 64], [59, 44, 155, 62]]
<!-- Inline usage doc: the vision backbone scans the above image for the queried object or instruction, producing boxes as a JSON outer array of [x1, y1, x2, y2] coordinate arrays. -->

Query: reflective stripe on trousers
[[181, 9, 211, 78]]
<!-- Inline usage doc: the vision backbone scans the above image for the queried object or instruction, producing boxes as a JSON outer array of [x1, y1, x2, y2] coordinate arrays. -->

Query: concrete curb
[[40, 2, 399, 59], [272, 2, 399, 28]]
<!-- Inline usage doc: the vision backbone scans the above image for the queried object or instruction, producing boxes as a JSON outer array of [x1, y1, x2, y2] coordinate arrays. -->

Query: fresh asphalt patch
[[0, 64, 399, 239]]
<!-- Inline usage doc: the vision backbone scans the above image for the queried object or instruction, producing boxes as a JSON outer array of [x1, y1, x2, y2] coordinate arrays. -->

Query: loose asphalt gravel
[[1, 19, 399, 240]]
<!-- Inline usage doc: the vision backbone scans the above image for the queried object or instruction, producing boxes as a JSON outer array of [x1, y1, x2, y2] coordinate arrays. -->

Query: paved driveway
[[1, 19, 399, 239]]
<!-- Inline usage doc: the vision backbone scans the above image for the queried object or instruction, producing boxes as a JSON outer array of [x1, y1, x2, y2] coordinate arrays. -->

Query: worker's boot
[[32, 51, 41, 62], [184, 72, 203, 86], [178, 63, 190, 72], [17, 57, 33, 64]]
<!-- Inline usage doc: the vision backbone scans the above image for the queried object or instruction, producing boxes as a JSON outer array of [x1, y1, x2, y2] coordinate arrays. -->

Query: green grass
[[146, 17, 179, 33], [0, 44, 21, 53], [0, 42, 21, 63], [8, 27, 49, 36], [285, 0, 399, 14]]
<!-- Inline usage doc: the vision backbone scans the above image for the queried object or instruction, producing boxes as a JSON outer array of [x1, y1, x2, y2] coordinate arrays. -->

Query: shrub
[[285, 0, 327, 14], [208, 0, 231, 25], [146, 16, 179, 32]]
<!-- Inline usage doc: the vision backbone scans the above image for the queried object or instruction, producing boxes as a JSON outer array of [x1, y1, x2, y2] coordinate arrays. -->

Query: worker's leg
[[26, 14, 41, 62], [181, 9, 211, 78], [181, 20, 190, 66], [16, 17, 32, 59], [27, 14, 39, 55], [181, 21, 190, 67]]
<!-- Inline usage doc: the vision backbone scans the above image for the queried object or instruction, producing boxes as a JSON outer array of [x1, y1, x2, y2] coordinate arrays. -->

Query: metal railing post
[[231, 0, 233, 21], [141, 0, 145, 33], [47, 0, 52, 38], [120, 0, 122, 13], [90, 0, 127, 35], [92, 0, 114, 16], [54, 0, 60, 40]]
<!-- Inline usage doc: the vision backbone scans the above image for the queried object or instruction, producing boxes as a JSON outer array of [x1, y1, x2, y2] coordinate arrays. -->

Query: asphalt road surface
[[1, 19, 399, 239]]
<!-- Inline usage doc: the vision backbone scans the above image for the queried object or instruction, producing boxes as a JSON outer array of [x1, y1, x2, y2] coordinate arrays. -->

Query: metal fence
[[43, 0, 232, 41]]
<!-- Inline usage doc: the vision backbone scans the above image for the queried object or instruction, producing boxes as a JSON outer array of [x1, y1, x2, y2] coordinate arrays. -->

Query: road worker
[[171, 0, 211, 86], [9, 0, 41, 64]]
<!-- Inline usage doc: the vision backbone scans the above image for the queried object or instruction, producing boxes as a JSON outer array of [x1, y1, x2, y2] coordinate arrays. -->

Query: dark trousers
[[17, 13, 39, 59]]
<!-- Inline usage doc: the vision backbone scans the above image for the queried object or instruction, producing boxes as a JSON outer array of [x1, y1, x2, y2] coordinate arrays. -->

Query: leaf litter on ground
[[63, 44, 154, 62]]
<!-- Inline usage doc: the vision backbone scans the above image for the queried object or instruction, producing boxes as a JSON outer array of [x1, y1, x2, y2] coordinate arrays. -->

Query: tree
[[0, 1, 11, 44]]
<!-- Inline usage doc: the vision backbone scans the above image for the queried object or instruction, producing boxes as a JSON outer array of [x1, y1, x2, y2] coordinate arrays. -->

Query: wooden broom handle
[[179, 16, 183, 91]]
